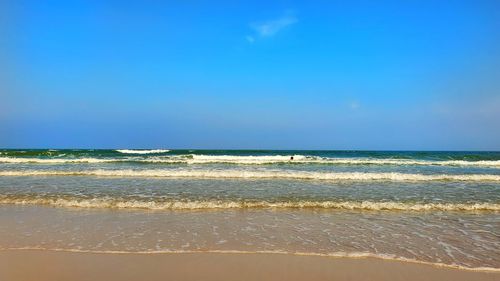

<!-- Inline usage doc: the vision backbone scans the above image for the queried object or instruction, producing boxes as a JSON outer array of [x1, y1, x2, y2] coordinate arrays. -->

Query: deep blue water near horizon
[[0, 149, 499, 269]]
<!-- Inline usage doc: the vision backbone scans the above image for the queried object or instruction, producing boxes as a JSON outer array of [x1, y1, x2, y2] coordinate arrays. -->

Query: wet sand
[[0, 250, 498, 281]]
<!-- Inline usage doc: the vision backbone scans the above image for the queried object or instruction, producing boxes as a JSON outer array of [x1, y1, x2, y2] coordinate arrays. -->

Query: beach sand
[[0, 250, 498, 281]]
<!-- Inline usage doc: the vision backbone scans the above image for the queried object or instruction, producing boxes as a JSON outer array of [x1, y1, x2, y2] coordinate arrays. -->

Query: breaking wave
[[0, 157, 115, 164], [1, 169, 500, 182], [0, 196, 498, 211], [115, 149, 170, 154], [1, 155, 500, 167]]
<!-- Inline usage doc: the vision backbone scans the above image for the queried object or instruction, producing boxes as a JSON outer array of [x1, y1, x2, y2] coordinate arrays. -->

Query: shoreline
[[1, 250, 499, 281], [2, 205, 498, 271], [2, 247, 499, 273], [0, 247, 500, 274]]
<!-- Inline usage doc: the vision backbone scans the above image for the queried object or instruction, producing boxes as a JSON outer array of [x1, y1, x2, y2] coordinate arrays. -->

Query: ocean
[[0, 149, 499, 270]]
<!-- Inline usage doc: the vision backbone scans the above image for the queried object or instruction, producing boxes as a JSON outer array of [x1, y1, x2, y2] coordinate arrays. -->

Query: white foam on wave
[[0, 157, 116, 164], [1, 197, 498, 212], [141, 155, 500, 166], [191, 154, 307, 163], [1, 169, 500, 182], [2, 154, 500, 167], [116, 149, 170, 154]]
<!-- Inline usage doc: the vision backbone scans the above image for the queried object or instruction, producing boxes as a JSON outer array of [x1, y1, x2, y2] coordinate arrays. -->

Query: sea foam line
[[115, 149, 170, 154], [1, 169, 500, 182], [1, 247, 498, 272], [0, 197, 498, 211], [0, 157, 116, 164], [1, 155, 500, 167], [182, 155, 500, 167]]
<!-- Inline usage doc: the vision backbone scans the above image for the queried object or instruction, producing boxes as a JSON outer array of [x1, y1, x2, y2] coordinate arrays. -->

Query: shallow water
[[0, 149, 499, 269]]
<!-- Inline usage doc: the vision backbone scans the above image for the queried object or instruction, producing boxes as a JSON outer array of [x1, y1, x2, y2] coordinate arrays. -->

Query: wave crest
[[1, 169, 500, 182], [115, 149, 170, 154], [0, 196, 498, 211], [0, 157, 115, 164], [1, 154, 500, 167]]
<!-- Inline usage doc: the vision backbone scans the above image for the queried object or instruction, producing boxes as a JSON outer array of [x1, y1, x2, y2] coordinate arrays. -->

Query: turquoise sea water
[[0, 149, 499, 269]]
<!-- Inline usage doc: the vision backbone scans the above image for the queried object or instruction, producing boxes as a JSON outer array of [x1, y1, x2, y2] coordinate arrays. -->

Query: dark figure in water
[[290, 156, 294, 161]]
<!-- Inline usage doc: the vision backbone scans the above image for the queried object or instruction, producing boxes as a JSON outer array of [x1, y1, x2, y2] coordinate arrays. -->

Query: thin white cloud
[[350, 101, 360, 110], [246, 11, 297, 42]]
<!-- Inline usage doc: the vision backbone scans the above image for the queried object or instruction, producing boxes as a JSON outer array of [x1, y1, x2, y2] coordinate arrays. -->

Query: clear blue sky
[[1, 0, 499, 150]]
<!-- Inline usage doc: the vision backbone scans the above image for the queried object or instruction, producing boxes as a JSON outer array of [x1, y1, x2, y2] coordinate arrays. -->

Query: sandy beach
[[1, 250, 498, 281]]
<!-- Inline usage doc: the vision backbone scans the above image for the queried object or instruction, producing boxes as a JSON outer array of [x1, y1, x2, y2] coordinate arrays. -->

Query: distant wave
[[115, 149, 170, 154], [0, 157, 116, 164], [1, 169, 500, 182], [1, 155, 500, 167], [0, 196, 498, 211]]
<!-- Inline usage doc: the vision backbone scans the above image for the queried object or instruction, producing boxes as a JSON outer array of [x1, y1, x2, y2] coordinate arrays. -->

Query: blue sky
[[1, 0, 499, 150]]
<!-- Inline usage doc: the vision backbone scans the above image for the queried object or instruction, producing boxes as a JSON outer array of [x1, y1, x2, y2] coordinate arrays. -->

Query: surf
[[115, 149, 170, 154], [1, 169, 500, 182], [1, 155, 500, 167], [1, 196, 498, 212]]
